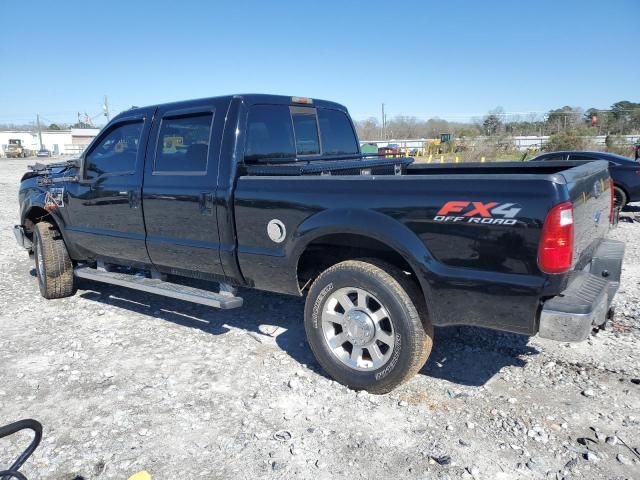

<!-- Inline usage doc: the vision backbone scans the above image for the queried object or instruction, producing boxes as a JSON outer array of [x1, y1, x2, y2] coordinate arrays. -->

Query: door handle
[[128, 190, 140, 208], [199, 192, 214, 216]]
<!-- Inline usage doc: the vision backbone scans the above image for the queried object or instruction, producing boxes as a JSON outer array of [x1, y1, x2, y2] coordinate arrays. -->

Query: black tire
[[614, 186, 627, 209], [304, 259, 433, 394], [33, 221, 76, 299]]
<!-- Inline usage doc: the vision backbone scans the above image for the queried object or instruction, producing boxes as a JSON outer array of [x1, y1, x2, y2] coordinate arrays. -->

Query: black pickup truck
[[14, 94, 624, 393]]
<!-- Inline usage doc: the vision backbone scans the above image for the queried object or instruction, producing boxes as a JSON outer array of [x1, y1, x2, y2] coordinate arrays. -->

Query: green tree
[[546, 106, 582, 132], [483, 108, 504, 136], [610, 101, 640, 134], [544, 131, 587, 151]]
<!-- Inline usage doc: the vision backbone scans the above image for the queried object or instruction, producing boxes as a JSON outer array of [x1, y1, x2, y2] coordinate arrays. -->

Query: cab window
[[155, 112, 213, 173], [244, 104, 356, 162], [318, 108, 358, 155], [85, 121, 143, 179], [245, 105, 296, 163], [291, 107, 320, 156]]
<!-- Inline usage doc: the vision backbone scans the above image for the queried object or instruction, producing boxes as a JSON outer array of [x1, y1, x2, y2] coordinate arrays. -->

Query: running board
[[74, 267, 243, 309]]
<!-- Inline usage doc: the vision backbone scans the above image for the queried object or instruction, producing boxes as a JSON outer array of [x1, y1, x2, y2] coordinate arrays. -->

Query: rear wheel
[[614, 186, 627, 209], [33, 221, 76, 299], [304, 259, 433, 393]]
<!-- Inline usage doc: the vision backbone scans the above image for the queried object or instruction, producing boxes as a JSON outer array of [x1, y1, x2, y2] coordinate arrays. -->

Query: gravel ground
[[0, 157, 638, 479]]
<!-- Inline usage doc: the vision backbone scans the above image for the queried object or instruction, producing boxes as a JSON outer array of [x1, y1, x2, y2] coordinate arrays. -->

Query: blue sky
[[1, 0, 638, 125]]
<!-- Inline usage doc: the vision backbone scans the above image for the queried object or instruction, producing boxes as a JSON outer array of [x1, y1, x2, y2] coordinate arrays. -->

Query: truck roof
[[120, 94, 348, 118]]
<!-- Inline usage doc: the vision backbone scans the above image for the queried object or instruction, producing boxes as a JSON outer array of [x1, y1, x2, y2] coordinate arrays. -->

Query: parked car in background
[[36, 149, 51, 158], [378, 143, 402, 157], [530, 151, 640, 207]]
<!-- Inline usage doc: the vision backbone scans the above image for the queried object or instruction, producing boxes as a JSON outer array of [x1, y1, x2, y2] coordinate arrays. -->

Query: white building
[[0, 128, 100, 156]]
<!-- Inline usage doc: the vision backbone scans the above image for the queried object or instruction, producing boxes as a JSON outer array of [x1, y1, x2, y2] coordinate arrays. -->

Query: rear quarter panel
[[234, 174, 563, 335], [562, 161, 612, 271]]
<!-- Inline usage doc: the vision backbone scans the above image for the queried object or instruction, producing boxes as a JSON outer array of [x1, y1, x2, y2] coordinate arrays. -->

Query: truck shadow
[[420, 326, 536, 386], [76, 280, 537, 388]]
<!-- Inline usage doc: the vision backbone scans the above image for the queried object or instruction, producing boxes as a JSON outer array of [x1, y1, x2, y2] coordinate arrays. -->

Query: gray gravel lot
[[1, 157, 639, 479]]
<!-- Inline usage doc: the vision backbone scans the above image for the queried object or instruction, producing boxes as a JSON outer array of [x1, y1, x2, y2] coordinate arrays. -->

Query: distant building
[[0, 128, 100, 156]]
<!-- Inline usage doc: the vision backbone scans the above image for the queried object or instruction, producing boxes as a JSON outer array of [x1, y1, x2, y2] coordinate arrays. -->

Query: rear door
[[142, 98, 229, 279]]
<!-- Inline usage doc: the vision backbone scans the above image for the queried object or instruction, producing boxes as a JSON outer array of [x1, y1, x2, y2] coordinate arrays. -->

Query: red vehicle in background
[[378, 143, 402, 157]]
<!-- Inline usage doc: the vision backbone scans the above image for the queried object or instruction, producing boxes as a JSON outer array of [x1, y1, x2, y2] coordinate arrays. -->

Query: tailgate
[[561, 160, 612, 269]]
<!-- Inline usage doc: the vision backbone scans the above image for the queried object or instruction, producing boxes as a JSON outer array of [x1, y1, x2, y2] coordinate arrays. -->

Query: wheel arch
[[23, 205, 55, 240], [613, 183, 629, 202], [293, 209, 436, 318]]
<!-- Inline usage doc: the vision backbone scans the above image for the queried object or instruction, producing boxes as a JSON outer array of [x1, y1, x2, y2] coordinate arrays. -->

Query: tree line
[[355, 100, 640, 140]]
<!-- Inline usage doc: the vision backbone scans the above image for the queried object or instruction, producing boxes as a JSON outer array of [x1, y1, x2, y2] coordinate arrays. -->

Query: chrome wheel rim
[[321, 287, 395, 371]]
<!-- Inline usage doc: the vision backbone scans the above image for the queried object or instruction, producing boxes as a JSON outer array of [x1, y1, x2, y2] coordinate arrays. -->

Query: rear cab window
[[318, 108, 359, 155], [291, 107, 320, 155], [244, 104, 359, 163], [245, 105, 296, 162]]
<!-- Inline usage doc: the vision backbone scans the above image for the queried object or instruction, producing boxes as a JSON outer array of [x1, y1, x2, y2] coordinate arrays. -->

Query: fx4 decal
[[434, 201, 521, 225]]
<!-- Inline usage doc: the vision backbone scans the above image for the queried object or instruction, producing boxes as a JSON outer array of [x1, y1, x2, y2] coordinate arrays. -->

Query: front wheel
[[304, 260, 433, 394], [33, 221, 76, 299]]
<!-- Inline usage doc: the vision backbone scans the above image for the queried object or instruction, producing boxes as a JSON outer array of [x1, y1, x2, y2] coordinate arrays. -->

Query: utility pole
[[381, 103, 386, 140], [103, 95, 110, 122], [36, 114, 43, 150]]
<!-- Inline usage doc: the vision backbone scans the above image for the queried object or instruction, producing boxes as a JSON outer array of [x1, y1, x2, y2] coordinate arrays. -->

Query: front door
[[64, 109, 154, 265], [142, 98, 229, 280]]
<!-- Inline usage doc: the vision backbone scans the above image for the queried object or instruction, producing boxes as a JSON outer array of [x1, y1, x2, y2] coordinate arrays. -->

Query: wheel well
[[297, 233, 419, 292], [24, 207, 52, 239], [614, 184, 629, 199]]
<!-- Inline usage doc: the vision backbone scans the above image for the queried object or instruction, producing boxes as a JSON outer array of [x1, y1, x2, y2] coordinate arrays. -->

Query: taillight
[[538, 201, 574, 274], [609, 178, 615, 223]]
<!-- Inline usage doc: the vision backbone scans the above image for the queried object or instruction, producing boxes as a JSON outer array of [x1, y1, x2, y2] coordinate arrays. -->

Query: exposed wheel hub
[[344, 310, 375, 346]]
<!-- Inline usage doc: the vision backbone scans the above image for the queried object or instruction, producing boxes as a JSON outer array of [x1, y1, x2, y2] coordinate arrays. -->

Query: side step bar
[[74, 266, 243, 309]]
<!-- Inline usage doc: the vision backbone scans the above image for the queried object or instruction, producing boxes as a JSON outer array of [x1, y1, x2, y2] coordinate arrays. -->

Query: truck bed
[[234, 159, 611, 335]]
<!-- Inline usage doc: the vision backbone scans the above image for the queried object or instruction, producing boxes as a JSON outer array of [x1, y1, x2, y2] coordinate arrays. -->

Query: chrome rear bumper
[[538, 239, 624, 342]]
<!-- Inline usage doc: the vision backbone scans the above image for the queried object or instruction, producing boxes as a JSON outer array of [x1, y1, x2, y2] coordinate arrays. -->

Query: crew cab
[[14, 94, 625, 393]]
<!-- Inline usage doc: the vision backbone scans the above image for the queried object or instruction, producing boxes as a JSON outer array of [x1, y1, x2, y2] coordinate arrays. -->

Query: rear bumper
[[538, 239, 625, 342], [13, 225, 32, 250]]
